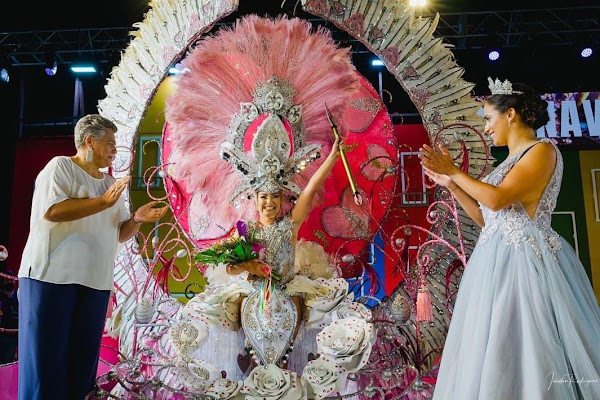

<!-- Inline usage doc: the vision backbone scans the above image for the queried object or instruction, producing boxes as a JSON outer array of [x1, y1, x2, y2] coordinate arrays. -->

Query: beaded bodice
[[249, 216, 297, 284], [478, 139, 563, 258]]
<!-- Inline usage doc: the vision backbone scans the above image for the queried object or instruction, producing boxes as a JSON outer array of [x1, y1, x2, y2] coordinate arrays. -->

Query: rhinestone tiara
[[487, 77, 523, 95]]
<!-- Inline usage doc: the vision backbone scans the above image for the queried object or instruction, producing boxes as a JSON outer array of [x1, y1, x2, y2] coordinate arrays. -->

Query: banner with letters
[[476, 92, 599, 144], [538, 92, 599, 141]]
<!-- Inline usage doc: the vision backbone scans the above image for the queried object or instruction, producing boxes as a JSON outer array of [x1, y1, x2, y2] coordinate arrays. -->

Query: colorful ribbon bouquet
[[194, 220, 280, 311]]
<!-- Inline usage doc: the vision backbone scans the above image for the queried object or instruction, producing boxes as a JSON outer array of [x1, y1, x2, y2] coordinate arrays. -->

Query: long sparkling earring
[[85, 147, 93, 162], [507, 117, 512, 128]]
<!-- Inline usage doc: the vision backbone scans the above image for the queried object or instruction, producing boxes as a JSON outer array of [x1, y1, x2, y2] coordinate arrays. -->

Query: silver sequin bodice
[[478, 139, 563, 258], [249, 216, 297, 284]]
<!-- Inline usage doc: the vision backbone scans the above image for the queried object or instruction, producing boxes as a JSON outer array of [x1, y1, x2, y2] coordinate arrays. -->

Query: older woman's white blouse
[[18, 156, 129, 291]]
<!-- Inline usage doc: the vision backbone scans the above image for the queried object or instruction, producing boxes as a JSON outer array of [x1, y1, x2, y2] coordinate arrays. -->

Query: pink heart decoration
[[345, 96, 382, 133], [321, 187, 371, 239], [361, 144, 395, 181]]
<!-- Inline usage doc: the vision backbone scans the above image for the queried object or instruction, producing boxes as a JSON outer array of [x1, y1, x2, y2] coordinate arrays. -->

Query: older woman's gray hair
[[74, 114, 118, 149]]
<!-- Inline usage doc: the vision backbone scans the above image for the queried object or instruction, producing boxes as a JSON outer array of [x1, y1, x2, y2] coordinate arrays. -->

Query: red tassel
[[416, 285, 433, 322], [366, 264, 379, 297], [152, 254, 183, 297]]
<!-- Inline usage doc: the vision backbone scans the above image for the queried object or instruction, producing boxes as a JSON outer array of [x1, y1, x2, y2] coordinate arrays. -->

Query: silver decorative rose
[[334, 301, 372, 322], [180, 279, 252, 330], [304, 278, 353, 329], [316, 317, 376, 373], [204, 378, 243, 399], [241, 364, 307, 399], [302, 355, 348, 399]]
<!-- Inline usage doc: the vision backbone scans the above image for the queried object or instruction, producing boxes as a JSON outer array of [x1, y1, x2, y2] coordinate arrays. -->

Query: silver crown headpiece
[[221, 76, 321, 205], [487, 77, 523, 95]]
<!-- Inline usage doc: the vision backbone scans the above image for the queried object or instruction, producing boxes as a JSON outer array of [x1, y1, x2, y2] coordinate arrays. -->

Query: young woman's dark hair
[[486, 83, 549, 130]]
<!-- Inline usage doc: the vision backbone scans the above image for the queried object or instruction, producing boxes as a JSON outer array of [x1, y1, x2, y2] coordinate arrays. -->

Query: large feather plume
[[165, 14, 361, 237]]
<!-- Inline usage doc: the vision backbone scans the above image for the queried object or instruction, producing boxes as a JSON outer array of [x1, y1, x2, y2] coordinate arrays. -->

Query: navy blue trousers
[[18, 278, 110, 400]]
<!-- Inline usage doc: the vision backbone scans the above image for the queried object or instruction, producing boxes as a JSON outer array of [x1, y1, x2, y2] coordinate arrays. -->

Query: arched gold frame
[[101, 0, 490, 358]]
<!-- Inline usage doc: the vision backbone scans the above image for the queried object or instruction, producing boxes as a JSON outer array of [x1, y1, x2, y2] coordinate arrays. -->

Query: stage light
[[483, 21, 502, 63], [487, 49, 501, 61], [70, 65, 97, 73], [45, 53, 58, 76], [45, 62, 57, 76], [580, 46, 593, 58], [371, 58, 384, 67], [0, 67, 9, 83], [408, 0, 427, 6], [574, 33, 595, 60], [0, 56, 9, 83]]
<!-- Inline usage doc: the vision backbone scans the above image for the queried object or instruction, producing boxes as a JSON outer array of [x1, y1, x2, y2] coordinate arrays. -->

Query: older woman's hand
[[133, 201, 169, 224], [102, 176, 131, 207]]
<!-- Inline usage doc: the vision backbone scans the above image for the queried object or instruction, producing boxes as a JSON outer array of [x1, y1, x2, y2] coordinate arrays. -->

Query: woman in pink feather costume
[[137, 15, 380, 399]]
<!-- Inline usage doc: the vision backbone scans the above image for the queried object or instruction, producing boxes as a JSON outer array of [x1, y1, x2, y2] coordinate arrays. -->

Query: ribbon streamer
[[260, 276, 272, 318]]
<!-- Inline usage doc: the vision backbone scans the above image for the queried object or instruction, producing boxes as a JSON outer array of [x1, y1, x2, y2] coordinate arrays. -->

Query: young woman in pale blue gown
[[419, 78, 600, 399]]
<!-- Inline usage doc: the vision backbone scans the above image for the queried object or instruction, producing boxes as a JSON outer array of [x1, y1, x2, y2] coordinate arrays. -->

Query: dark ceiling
[[1, 0, 598, 132], [0, 0, 598, 247], [0, 0, 594, 30]]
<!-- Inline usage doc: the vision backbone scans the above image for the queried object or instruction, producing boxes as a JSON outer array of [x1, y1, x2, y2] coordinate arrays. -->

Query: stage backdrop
[[7, 137, 75, 273]]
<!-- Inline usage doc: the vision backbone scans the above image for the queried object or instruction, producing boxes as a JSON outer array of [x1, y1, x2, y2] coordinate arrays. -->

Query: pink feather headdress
[[164, 14, 360, 243]]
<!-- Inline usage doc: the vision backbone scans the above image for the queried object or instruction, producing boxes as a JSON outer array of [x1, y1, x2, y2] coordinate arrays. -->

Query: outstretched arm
[[44, 176, 131, 222], [290, 136, 341, 226], [118, 201, 169, 242], [419, 142, 556, 213]]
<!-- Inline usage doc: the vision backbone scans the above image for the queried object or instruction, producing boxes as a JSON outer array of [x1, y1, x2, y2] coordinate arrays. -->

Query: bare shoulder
[[506, 141, 558, 191], [532, 140, 556, 155], [520, 141, 557, 169]]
